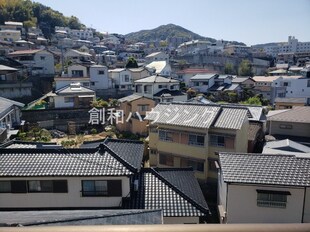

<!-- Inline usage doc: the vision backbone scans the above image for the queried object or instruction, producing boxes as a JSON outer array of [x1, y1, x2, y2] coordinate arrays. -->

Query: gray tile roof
[[118, 94, 143, 103], [128, 168, 209, 217], [0, 97, 24, 118], [267, 106, 310, 123], [0, 140, 60, 149], [103, 138, 145, 172], [190, 73, 218, 80], [0, 146, 137, 177], [0, 209, 163, 226], [153, 89, 186, 97], [219, 152, 310, 187], [232, 77, 252, 83], [56, 85, 95, 95], [145, 103, 221, 129], [145, 103, 248, 130], [213, 107, 248, 129]]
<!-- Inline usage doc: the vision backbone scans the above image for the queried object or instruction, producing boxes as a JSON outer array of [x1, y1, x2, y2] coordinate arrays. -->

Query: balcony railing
[[0, 224, 309, 232]]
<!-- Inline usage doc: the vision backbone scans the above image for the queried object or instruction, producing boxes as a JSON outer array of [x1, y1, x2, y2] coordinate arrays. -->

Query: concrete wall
[[33, 51, 55, 75], [90, 66, 110, 90], [0, 176, 130, 209], [226, 184, 304, 223]]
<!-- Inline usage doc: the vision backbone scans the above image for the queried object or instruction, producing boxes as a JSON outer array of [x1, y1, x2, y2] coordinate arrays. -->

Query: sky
[[33, 0, 310, 46]]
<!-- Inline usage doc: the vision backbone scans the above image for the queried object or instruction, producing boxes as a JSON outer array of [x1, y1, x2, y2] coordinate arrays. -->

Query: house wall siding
[[226, 184, 304, 223], [0, 176, 130, 209]]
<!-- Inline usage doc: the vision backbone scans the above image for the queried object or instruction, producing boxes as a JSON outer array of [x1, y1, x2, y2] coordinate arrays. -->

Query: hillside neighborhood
[[0, 0, 310, 228]]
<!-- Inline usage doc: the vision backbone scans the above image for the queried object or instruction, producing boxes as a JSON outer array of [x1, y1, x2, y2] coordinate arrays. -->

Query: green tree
[[224, 63, 235, 75], [238, 59, 253, 76], [241, 96, 262, 106], [68, 16, 82, 29], [91, 98, 108, 108], [126, 57, 138, 68]]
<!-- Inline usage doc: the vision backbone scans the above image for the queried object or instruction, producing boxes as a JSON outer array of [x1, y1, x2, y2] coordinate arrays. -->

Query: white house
[[218, 152, 310, 223], [0, 97, 24, 142], [176, 68, 215, 87], [8, 49, 55, 75], [134, 75, 187, 102], [109, 68, 132, 91], [145, 52, 169, 64], [145, 61, 171, 77], [0, 138, 209, 224], [89, 64, 111, 90], [48, 82, 95, 109], [64, 49, 93, 64], [55, 64, 90, 90], [190, 73, 219, 93]]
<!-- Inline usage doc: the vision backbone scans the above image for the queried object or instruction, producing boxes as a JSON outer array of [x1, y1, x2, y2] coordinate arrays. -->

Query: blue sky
[[33, 0, 310, 46]]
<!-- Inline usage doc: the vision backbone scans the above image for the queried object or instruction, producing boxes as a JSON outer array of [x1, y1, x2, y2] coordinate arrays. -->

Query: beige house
[[267, 106, 310, 140], [128, 67, 150, 82], [116, 94, 155, 136], [145, 103, 249, 182], [218, 152, 310, 223], [274, 97, 307, 110]]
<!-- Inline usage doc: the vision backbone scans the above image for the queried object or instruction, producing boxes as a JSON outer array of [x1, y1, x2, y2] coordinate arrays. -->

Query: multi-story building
[[109, 68, 133, 91], [145, 102, 249, 182]]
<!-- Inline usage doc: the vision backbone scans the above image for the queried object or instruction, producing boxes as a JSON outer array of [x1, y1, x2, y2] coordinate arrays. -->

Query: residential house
[[252, 58, 270, 76], [266, 106, 310, 144], [89, 64, 111, 90], [109, 68, 133, 91], [0, 30, 21, 42], [218, 152, 310, 223], [176, 40, 212, 56], [232, 77, 255, 89], [252, 75, 281, 103], [128, 67, 150, 82], [144, 102, 249, 182], [190, 73, 219, 93], [64, 49, 94, 64], [13, 40, 35, 51], [0, 97, 24, 143], [48, 82, 95, 109], [176, 68, 215, 87], [116, 94, 155, 136], [8, 49, 55, 76], [134, 75, 187, 103], [145, 61, 171, 77], [0, 64, 32, 99], [274, 97, 307, 109], [224, 45, 251, 56], [145, 52, 169, 64], [0, 138, 209, 224], [55, 64, 111, 91], [55, 64, 90, 90]]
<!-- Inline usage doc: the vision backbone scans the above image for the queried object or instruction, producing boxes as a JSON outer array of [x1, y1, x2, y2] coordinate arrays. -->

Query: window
[[123, 75, 130, 82], [279, 124, 293, 129], [159, 130, 172, 141], [159, 153, 174, 166], [188, 134, 204, 146], [98, 70, 105, 75], [138, 104, 149, 112], [71, 70, 84, 77], [150, 149, 157, 155], [194, 82, 199, 86], [257, 190, 290, 208], [28, 180, 68, 193], [202, 82, 208, 85], [181, 158, 204, 172], [158, 85, 167, 89], [209, 134, 235, 148], [81, 180, 122, 197], [64, 97, 74, 103], [283, 82, 289, 87], [0, 181, 11, 193], [40, 56, 45, 60], [210, 134, 225, 147]]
